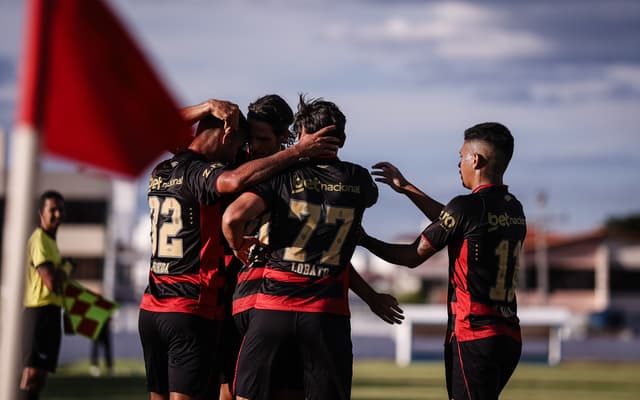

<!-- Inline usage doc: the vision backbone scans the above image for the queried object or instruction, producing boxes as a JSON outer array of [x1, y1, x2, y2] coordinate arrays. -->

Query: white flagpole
[[0, 125, 39, 400]]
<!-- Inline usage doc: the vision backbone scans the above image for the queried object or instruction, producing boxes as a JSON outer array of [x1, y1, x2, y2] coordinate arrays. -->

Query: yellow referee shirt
[[24, 227, 64, 307]]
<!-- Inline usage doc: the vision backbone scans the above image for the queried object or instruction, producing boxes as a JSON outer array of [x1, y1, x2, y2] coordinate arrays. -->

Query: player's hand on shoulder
[[294, 126, 340, 159], [371, 161, 409, 193]]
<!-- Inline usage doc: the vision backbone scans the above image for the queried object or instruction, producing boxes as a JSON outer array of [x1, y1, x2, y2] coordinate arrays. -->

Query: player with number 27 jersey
[[250, 158, 378, 316]]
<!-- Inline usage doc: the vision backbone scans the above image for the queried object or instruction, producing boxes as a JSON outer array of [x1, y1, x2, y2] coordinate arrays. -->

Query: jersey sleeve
[[248, 177, 278, 208], [421, 195, 467, 251], [187, 161, 228, 205], [358, 166, 378, 208], [29, 231, 55, 269]]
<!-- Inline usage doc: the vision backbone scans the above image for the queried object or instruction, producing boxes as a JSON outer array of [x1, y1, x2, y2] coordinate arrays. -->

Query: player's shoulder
[[337, 159, 367, 170], [32, 227, 55, 242], [333, 160, 372, 178], [29, 228, 55, 254], [447, 193, 479, 210], [29, 227, 46, 244], [503, 190, 524, 206]]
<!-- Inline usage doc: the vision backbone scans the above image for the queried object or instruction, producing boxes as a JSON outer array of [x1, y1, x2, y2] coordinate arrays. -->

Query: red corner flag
[[17, 0, 191, 177]]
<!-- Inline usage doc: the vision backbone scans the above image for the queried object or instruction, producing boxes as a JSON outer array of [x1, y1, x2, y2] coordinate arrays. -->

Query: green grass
[[42, 360, 640, 400]]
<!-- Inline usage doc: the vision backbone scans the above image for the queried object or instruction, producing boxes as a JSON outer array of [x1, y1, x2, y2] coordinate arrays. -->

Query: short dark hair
[[39, 190, 64, 210], [464, 122, 514, 172], [292, 94, 346, 142], [248, 94, 295, 145]]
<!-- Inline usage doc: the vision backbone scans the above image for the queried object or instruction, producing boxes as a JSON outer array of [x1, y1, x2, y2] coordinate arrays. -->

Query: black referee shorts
[[138, 310, 219, 396], [23, 305, 62, 372], [445, 335, 522, 400], [234, 309, 352, 400]]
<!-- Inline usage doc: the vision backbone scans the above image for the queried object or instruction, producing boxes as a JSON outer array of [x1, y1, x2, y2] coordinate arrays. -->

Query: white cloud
[[529, 64, 640, 102], [325, 1, 550, 61], [608, 65, 640, 90], [435, 29, 549, 60], [530, 80, 613, 102]]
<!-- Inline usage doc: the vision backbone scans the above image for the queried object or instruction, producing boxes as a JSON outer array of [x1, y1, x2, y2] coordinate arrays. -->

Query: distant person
[[138, 99, 340, 400], [21, 190, 73, 400], [223, 96, 379, 400], [360, 123, 526, 400], [89, 318, 113, 377]]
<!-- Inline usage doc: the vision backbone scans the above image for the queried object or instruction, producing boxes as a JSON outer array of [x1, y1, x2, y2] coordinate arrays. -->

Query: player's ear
[[339, 133, 346, 148], [474, 153, 487, 169]]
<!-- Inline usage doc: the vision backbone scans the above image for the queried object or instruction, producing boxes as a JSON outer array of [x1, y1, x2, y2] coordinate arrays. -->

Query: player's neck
[[40, 225, 58, 238], [470, 173, 503, 191]]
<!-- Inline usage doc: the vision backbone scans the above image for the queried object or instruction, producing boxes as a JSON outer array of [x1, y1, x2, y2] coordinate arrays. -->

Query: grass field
[[42, 360, 640, 399]]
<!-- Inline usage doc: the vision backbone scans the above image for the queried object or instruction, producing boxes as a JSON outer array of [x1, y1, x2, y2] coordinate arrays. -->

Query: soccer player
[[360, 122, 526, 400], [138, 99, 340, 400], [223, 96, 379, 400], [21, 191, 73, 400], [218, 93, 298, 400], [221, 94, 402, 400]]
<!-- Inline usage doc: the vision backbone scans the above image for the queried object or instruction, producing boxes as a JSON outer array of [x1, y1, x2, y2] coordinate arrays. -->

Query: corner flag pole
[[0, 127, 39, 400], [0, 1, 45, 398]]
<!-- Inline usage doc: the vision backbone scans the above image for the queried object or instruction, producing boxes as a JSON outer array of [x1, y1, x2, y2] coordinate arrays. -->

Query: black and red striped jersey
[[139, 150, 229, 320], [421, 184, 526, 342], [231, 214, 270, 316], [249, 158, 378, 315]]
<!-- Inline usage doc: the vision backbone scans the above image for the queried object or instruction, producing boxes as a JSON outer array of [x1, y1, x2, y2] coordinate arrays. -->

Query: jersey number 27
[[284, 199, 354, 266]]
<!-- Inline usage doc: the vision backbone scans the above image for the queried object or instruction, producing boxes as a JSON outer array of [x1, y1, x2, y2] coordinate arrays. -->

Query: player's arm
[[181, 99, 239, 134], [359, 233, 437, 269], [371, 162, 444, 221], [349, 266, 404, 324], [36, 262, 67, 295], [222, 192, 268, 264], [215, 126, 340, 194]]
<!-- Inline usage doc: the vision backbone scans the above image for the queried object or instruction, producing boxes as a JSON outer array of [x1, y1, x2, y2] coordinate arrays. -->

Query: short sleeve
[[29, 231, 55, 269], [248, 177, 278, 208], [421, 196, 467, 251], [360, 168, 378, 208], [187, 161, 228, 205]]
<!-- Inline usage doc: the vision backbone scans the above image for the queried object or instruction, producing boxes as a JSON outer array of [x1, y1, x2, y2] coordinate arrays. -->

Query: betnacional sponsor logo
[[487, 212, 526, 232], [292, 176, 360, 194]]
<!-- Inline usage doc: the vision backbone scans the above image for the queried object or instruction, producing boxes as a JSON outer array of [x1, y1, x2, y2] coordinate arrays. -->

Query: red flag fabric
[[17, 0, 191, 177]]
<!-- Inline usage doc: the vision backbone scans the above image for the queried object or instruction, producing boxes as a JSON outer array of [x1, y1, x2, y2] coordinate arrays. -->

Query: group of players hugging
[[139, 94, 526, 400]]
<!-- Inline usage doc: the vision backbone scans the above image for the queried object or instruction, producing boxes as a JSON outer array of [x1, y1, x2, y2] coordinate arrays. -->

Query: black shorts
[[234, 309, 352, 400], [220, 315, 242, 385], [233, 308, 252, 337], [23, 305, 62, 372], [138, 310, 219, 396], [445, 335, 522, 400], [271, 340, 304, 393]]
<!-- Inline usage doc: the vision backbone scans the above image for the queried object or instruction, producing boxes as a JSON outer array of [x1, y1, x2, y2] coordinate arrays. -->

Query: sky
[[1, 0, 639, 241]]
